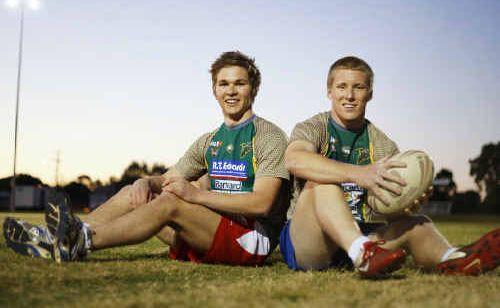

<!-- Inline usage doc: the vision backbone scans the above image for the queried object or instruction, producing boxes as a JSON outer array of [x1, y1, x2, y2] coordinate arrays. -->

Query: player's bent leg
[[87, 192, 210, 250], [312, 182, 407, 278], [312, 182, 362, 250], [45, 191, 216, 262], [372, 215, 451, 269], [93, 190, 275, 266], [156, 225, 178, 246], [287, 182, 407, 277], [87, 177, 217, 254], [83, 185, 136, 227], [155, 176, 210, 247], [47, 190, 271, 266], [288, 182, 344, 270], [156, 193, 221, 254], [163, 195, 274, 266]]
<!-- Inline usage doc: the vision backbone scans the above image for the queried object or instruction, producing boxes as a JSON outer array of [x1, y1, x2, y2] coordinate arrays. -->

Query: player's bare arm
[[129, 168, 183, 206], [163, 176, 282, 217], [285, 139, 407, 205]]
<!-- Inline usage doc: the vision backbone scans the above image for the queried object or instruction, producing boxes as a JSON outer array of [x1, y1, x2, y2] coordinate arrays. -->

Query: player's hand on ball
[[162, 177, 200, 203], [130, 178, 152, 207], [367, 150, 435, 216], [357, 156, 407, 205]]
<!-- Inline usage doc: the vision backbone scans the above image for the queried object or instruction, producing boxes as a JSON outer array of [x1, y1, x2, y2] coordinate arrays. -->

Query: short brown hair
[[210, 51, 261, 101], [327, 56, 374, 90]]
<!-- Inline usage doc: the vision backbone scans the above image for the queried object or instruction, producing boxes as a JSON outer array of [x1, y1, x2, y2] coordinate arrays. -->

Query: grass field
[[0, 213, 499, 308]]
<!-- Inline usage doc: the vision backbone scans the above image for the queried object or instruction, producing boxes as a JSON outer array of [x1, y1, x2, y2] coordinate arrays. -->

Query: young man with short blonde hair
[[280, 56, 499, 277]]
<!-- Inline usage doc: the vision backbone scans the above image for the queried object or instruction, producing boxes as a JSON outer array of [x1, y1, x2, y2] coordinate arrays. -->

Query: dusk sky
[[1, 0, 499, 192]]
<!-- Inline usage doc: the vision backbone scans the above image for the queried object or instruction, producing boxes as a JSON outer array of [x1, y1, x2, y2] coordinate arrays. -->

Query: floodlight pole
[[10, 3, 25, 212]]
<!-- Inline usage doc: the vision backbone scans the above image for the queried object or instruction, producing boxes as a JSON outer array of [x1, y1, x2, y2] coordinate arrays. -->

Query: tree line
[[428, 142, 499, 214], [0, 161, 168, 210], [1, 142, 498, 214]]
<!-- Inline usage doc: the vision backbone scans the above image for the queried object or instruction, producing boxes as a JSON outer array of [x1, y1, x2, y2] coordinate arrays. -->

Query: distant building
[[0, 185, 56, 211], [421, 178, 455, 216], [420, 201, 452, 216], [0, 191, 10, 210]]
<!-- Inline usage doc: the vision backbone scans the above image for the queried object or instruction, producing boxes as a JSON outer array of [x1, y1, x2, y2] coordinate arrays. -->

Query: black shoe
[[3, 217, 54, 259], [45, 194, 88, 262]]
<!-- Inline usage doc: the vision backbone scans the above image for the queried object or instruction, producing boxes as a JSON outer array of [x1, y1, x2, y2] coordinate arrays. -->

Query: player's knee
[[408, 215, 433, 238], [304, 180, 322, 190], [153, 192, 182, 221], [118, 185, 135, 205], [308, 182, 343, 197], [103, 185, 134, 209], [116, 185, 132, 198]]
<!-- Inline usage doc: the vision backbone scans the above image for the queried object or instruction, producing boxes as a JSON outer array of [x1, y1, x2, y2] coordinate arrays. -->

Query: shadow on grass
[[86, 252, 167, 263], [363, 273, 407, 281]]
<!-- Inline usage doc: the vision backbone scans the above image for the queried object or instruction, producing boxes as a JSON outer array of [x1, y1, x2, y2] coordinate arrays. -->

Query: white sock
[[440, 247, 464, 262], [348, 236, 370, 263]]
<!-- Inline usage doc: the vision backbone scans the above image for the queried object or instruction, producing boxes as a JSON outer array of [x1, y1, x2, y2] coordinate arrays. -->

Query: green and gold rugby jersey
[[205, 118, 256, 194], [174, 115, 290, 241], [326, 118, 370, 222], [289, 111, 399, 223]]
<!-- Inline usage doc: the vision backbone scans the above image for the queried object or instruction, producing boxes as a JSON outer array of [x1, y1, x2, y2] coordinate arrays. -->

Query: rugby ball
[[367, 150, 434, 216]]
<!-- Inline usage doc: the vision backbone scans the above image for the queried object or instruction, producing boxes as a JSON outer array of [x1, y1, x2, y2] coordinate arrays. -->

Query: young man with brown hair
[[4, 51, 290, 266], [280, 56, 499, 277]]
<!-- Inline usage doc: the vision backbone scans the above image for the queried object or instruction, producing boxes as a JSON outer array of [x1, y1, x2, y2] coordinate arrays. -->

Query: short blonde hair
[[327, 56, 374, 90]]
